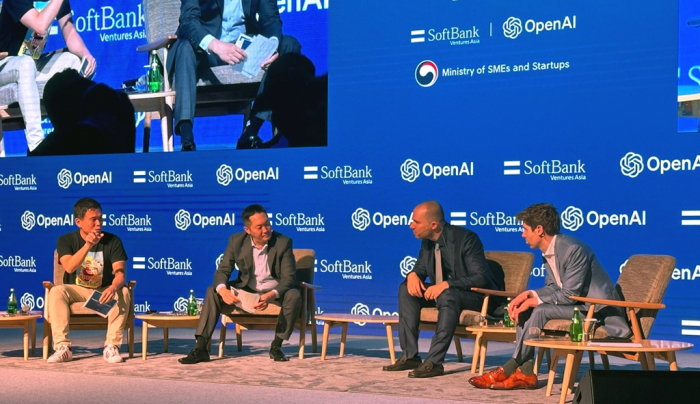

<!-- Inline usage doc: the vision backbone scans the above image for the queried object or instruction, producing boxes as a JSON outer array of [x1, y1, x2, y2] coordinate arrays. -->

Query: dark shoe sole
[[408, 369, 444, 378], [382, 363, 421, 371], [490, 385, 538, 390], [178, 357, 210, 364], [269, 356, 289, 362]]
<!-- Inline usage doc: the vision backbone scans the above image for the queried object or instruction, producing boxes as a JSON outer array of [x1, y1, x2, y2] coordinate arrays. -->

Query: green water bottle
[[503, 297, 514, 327], [148, 50, 162, 93], [570, 307, 583, 342], [7, 288, 17, 315], [187, 289, 197, 316]]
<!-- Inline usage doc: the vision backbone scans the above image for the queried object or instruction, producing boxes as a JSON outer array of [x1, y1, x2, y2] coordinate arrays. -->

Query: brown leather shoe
[[490, 368, 538, 390], [468, 366, 508, 389]]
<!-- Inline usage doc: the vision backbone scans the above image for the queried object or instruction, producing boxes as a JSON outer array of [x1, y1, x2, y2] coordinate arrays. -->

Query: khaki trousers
[[47, 284, 131, 349]]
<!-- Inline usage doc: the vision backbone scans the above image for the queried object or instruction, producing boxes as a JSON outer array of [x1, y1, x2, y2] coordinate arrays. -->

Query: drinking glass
[[528, 327, 542, 340], [582, 319, 599, 342]]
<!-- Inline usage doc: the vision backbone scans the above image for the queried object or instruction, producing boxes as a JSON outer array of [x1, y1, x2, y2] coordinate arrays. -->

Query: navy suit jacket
[[176, 0, 283, 51], [409, 224, 502, 292]]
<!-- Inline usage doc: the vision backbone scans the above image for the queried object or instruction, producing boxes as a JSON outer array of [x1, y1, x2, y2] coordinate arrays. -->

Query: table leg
[[31, 319, 36, 355], [23, 322, 29, 361], [568, 351, 584, 395], [560, 351, 576, 404], [546, 350, 561, 397], [478, 339, 488, 375], [471, 332, 483, 374], [143, 113, 152, 153], [321, 322, 330, 360], [385, 323, 396, 364], [142, 321, 149, 360], [163, 328, 169, 353], [535, 347, 545, 376], [668, 351, 678, 371], [339, 323, 348, 358], [645, 352, 656, 370]]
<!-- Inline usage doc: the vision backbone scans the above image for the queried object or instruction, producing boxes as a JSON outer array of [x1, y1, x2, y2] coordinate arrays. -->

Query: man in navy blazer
[[469, 203, 630, 390], [383, 201, 503, 378], [168, 0, 301, 150]]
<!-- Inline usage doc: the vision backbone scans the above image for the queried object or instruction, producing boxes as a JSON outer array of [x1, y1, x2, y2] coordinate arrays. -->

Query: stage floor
[[1, 325, 699, 404]]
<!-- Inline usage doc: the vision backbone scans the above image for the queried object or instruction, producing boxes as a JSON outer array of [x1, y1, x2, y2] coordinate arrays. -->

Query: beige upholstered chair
[[42, 250, 136, 359], [136, 0, 263, 150], [217, 249, 320, 359], [418, 251, 534, 365], [539, 254, 676, 371]]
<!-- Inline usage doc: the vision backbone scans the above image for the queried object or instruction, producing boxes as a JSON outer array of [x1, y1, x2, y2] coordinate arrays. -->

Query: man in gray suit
[[179, 204, 301, 363], [469, 203, 630, 390]]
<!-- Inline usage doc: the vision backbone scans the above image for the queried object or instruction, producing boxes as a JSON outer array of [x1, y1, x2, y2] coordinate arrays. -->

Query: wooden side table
[[524, 339, 694, 404], [128, 91, 175, 152], [135, 313, 200, 360], [465, 325, 518, 375], [0, 312, 41, 360], [316, 314, 399, 363]]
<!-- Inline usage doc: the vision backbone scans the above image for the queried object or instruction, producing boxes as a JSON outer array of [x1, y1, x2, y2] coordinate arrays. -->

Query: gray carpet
[[1, 325, 698, 404]]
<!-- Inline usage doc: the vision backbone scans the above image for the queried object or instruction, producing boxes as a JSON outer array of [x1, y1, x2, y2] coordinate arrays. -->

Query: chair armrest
[[301, 282, 322, 291], [43, 281, 54, 290], [570, 296, 665, 310], [136, 35, 178, 52], [126, 280, 136, 290], [471, 287, 519, 298], [0, 52, 8, 61]]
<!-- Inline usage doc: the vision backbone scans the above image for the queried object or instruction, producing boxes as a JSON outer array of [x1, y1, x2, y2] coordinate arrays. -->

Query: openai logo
[[400, 256, 417, 277], [174, 209, 192, 231], [415, 60, 438, 87], [173, 297, 188, 312], [350, 302, 371, 326], [619, 259, 628, 273], [20, 293, 35, 310], [561, 206, 584, 231], [503, 17, 523, 39], [216, 164, 234, 186], [21, 211, 36, 231], [216, 253, 224, 269], [57, 169, 72, 189], [620, 152, 644, 178], [400, 159, 420, 182], [351, 208, 371, 231]]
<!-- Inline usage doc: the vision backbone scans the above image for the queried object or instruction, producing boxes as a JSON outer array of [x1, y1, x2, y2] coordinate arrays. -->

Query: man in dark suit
[[469, 203, 631, 390], [383, 201, 503, 378], [168, 0, 301, 151], [179, 204, 301, 364]]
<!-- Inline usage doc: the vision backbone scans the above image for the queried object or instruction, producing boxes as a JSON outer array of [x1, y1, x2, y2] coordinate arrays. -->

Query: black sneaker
[[382, 355, 422, 371], [269, 346, 289, 362], [181, 141, 197, 151], [178, 347, 210, 364], [408, 360, 444, 378]]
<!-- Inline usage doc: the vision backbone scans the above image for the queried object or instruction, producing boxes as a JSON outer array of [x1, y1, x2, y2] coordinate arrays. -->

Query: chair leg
[[471, 332, 483, 374], [298, 315, 307, 360], [219, 320, 227, 358], [454, 336, 463, 362], [163, 328, 169, 352], [310, 292, 318, 353], [43, 322, 51, 360], [236, 324, 242, 352], [129, 322, 135, 358], [143, 112, 152, 153], [478, 339, 488, 375]]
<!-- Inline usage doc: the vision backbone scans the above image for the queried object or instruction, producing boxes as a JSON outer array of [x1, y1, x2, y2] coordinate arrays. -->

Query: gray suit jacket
[[213, 231, 296, 296], [535, 234, 630, 337]]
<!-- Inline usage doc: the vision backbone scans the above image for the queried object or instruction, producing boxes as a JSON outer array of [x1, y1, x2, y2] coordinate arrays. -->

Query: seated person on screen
[[0, 0, 95, 153], [468, 203, 631, 390], [168, 0, 301, 151], [47, 198, 131, 364], [179, 204, 301, 364], [383, 201, 503, 378]]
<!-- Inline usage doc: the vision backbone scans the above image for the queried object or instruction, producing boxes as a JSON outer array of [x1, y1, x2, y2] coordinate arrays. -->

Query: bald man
[[383, 201, 503, 378]]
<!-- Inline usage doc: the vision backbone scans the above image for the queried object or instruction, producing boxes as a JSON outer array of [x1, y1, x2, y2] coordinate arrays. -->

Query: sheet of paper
[[230, 287, 260, 313], [232, 35, 279, 78]]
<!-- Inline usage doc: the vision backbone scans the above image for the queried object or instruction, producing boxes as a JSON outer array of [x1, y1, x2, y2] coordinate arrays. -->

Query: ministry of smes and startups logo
[[503, 17, 522, 39], [400, 159, 420, 182], [400, 256, 416, 277], [351, 208, 371, 231], [620, 152, 644, 178], [415, 60, 438, 87], [216, 164, 234, 186], [174, 209, 191, 231], [561, 206, 585, 231]]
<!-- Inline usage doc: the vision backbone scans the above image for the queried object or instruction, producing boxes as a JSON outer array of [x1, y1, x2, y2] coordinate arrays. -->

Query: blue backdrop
[[2, 0, 700, 352]]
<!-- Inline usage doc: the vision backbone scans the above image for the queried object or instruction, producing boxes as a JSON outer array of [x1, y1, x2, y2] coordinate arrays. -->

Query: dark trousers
[[195, 284, 302, 345], [397, 280, 483, 365], [168, 35, 302, 132]]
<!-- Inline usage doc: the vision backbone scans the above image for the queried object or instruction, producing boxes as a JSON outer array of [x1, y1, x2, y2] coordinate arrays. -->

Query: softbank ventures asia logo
[[620, 152, 700, 178], [103, 213, 152, 232], [400, 159, 473, 182], [450, 210, 522, 233], [133, 256, 192, 276], [133, 170, 193, 188], [410, 24, 483, 46], [503, 15, 576, 39], [57, 168, 113, 189], [302, 165, 372, 185], [73, 5, 146, 42], [350, 303, 398, 326], [351, 208, 413, 231], [560, 206, 646, 232], [267, 212, 325, 232], [216, 164, 278, 185], [503, 159, 585, 181], [0, 255, 38, 273], [21, 211, 74, 231], [0, 173, 37, 191], [174, 209, 235, 231], [316, 257, 372, 280]]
